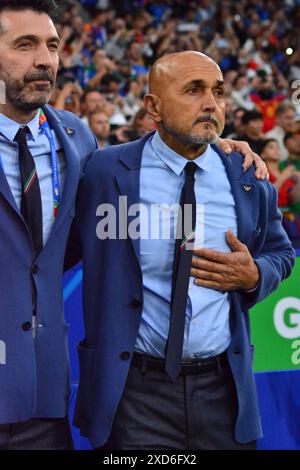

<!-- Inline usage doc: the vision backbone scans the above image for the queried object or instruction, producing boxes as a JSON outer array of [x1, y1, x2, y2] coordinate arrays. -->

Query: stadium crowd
[[51, 0, 300, 246]]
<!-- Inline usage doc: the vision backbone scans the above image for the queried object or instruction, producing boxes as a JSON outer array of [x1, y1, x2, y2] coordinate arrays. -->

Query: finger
[[193, 248, 230, 263], [216, 137, 232, 154], [190, 268, 224, 282], [226, 140, 251, 164], [193, 278, 224, 291], [242, 157, 252, 172], [225, 230, 245, 252], [191, 256, 228, 273], [253, 156, 268, 180]]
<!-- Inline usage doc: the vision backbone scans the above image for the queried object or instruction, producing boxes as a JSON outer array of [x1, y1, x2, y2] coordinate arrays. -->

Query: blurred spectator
[[238, 110, 266, 154], [265, 103, 296, 160], [232, 74, 254, 111], [266, 102, 295, 160], [222, 94, 235, 137], [224, 108, 245, 139], [131, 108, 156, 136], [295, 115, 300, 134], [261, 138, 300, 246], [54, 81, 83, 116], [261, 139, 298, 208], [249, 72, 284, 132], [88, 111, 111, 147], [280, 132, 300, 171], [80, 89, 106, 124]]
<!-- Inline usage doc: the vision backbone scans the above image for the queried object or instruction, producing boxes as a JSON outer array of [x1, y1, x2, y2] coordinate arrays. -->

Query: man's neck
[[0, 105, 39, 125]]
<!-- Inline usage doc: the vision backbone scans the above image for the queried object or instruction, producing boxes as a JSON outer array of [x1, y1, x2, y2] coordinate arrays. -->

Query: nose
[[200, 90, 217, 113], [33, 43, 53, 69]]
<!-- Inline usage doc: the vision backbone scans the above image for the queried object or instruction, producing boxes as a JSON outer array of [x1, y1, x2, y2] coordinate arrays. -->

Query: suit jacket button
[[22, 322, 31, 331], [120, 351, 131, 361], [130, 299, 141, 309], [32, 264, 39, 274]]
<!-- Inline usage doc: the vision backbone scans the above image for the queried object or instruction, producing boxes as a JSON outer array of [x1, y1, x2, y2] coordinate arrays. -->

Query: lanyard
[[39, 108, 60, 218]]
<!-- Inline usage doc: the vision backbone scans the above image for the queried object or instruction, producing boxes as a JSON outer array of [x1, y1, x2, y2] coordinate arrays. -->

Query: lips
[[195, 119, 217, 126], [25, 74, 53, 85]]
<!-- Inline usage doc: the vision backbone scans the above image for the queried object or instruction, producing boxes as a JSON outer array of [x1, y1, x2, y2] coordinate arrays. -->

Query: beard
[[0, 68, 55, 112], [161, 119, 223, 146]]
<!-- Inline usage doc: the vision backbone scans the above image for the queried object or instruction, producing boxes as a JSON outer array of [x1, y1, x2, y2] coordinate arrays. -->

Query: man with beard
[[0, 0, 267, 451], [0, 0, 97, 449], [69, 52, 294, 450]]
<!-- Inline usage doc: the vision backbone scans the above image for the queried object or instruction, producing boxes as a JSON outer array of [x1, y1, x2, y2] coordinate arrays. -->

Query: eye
[[18, 42, 32, 49], [214, 88, 224, 98], [188, 87, 199, 95], [48, 43, 59, 51]]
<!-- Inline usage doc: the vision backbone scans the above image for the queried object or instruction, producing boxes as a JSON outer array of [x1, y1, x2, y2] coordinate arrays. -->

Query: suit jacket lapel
[[0, 163, 21, 216], [41, 105, 80, 245], [115, 132, 154, 264], [212, 144, 259, 247]]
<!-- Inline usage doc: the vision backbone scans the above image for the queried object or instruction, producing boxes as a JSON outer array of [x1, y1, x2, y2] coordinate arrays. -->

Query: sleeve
[[240, 183, 295, 310]]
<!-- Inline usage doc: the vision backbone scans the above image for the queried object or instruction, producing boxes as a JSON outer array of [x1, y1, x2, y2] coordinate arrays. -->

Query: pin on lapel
[[243, 185, 252, 192], [66, 128, 74, 135]]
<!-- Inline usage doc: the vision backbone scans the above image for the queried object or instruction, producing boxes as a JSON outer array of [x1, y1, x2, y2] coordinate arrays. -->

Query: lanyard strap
[[39, 109, 60, 218]]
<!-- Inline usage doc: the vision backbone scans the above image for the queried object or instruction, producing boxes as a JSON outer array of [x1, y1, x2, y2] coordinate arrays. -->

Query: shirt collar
[[151, 131, 213, 176], [0, 111, 40, 143]]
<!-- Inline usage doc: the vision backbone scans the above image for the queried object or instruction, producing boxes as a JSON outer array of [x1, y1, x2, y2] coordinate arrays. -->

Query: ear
[[143, 94, 162, 123]]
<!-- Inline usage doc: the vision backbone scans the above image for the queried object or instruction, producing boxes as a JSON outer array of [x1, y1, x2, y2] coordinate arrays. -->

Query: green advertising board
[[250, 257, 300, 372]]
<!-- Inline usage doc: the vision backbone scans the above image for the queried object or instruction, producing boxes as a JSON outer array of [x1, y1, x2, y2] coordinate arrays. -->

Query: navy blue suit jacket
[[0, 105, 97, 423], [69, 132, 295, 447]]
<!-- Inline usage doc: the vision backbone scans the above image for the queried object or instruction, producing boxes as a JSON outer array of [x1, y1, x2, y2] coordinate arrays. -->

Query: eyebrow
[[13, 35, 60, 45], [183, 79, 225, 89]]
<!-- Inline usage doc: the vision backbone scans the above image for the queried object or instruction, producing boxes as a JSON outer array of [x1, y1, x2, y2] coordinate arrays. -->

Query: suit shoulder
[[83, 143, 129, 177], [54, 108, 90, 133], [83, 136, 149, 178], [232, 151, 276, 199]]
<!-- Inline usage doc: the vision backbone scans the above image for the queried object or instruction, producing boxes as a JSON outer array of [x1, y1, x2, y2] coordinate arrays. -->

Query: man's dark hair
[[0, 0, 58, 28], [80, 89, 102, 105], [241, 110, 263, 126]]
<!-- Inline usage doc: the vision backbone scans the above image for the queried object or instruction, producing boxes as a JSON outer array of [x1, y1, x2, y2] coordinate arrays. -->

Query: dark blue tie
[[14, 126, 43, 256], [165, 162, 197, 380]]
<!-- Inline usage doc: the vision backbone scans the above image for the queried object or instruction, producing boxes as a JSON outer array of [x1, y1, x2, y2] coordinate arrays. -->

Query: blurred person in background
[[79, 89, 106, 124], [249, 71, 284, 133], [224, 108, 245, 140], [261, 139, 300, 209], [238, 110, 266, 154], [88, 110, 111, 147], [266, 103, 296, 161], [281, 131, 300, 171], [261, 138, 300, 246], [54, 80, 83, 116], [131, 108, 156, 137], [231, 74, 254, 111]]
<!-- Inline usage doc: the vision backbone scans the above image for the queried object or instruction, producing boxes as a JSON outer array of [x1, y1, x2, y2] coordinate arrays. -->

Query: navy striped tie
[[14, 126, 43, 256]]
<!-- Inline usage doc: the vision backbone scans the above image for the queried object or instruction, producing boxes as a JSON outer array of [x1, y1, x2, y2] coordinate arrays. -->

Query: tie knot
[[14, 126, 30, 145], [184, 161, 197, 178]]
